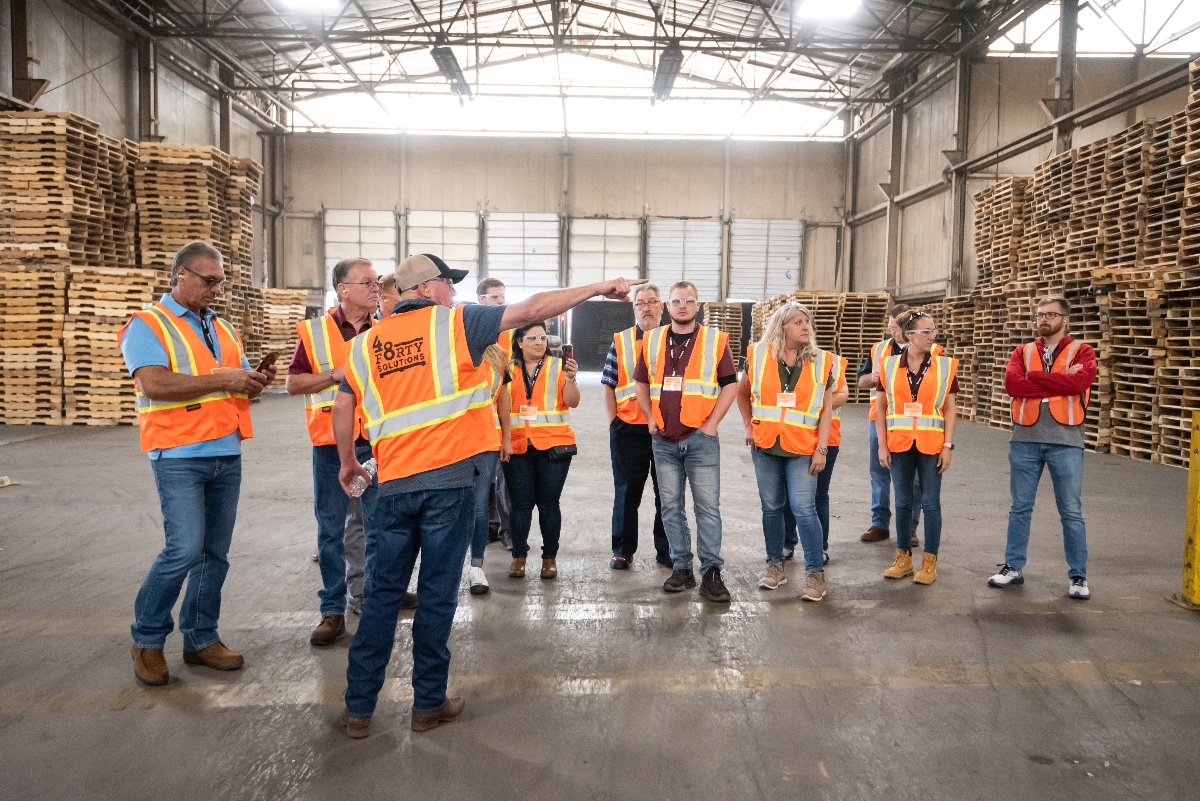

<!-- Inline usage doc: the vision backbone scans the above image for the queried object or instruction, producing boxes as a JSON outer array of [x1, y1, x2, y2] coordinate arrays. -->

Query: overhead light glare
[[652, 40, 683, 102], [795, 0, 861, 20], [431, 44, 473, 99], [280, 0, 343, 10]]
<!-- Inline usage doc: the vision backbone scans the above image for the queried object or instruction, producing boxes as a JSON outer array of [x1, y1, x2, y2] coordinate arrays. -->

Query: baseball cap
[[395, 253, 469, 289]]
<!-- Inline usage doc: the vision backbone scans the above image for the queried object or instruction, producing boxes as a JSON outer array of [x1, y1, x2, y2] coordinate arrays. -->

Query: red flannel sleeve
[[1003, 345, 1047, 398]]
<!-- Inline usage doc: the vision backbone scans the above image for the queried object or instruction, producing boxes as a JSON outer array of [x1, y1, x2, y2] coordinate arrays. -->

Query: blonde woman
[[466, 344, 513, 595], [736, 303, 837, 602]]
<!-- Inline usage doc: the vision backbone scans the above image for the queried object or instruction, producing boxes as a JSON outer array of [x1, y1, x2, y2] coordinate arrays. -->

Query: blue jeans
[[132, 455, 241, 651], [470, 451, 500, 565], [869, 423, 921, 531], [784, 445, 840, 552], [890, 445, 942, 555], [752, 449, 823, 571], [652, 430, 723, 573], [313, 443, 373, 615], [1005, 441, 1088, 579], [346, 484, 473, 716], [502, 447, 572, 559], [609, 419, 669, 559]]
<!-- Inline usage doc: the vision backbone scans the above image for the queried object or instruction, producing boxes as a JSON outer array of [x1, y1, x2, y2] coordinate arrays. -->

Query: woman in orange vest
[[874, 309, 959, 585], [736, 302, 837, 602], [504, 322, 579, 581], [466, 344, 513, 596]]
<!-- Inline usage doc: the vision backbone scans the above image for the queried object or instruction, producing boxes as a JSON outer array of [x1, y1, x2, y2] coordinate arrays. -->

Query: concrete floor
[[1, 377, 1198, 801]]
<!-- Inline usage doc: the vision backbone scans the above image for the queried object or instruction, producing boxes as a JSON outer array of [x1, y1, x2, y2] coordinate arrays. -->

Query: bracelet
[[815, 446, 828, 455]]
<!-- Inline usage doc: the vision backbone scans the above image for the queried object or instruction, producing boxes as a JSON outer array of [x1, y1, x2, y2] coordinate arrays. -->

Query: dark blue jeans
[[869, 423, 921, 532], [313, 443, 373, 615], [891, 445, 943, 555], [609, 418, 668, 559], [133, 455, 241, 651], [502, 446, 572, 559], [784, 445, 840, 552], [471, 451, 500, 564], [345, 483, 473, 716]]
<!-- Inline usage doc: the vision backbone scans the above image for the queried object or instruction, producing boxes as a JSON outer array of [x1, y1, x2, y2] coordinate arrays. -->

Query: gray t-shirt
[[339, 299, 507, 494], [1009, 341, 1086, 449]]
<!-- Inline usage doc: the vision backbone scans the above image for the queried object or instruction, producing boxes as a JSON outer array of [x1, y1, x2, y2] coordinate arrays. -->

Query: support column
[[841, 108, 856, 291], [1044, 0, 1078, 154], [10, 0, 48, 104], [720, 137, 731, 301], [880, 69, 907, 296], [219, 65, 234, 153], [137, 37, 160, 141], [945, 51, 972, 296]]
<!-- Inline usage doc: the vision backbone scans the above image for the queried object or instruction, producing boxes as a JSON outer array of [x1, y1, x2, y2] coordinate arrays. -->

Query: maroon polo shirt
[[633, 327, 737, 443], [287, 306, 372, 375]]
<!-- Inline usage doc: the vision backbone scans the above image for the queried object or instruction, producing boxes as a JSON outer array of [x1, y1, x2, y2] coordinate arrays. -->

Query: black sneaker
[[663, 568, 695, 593], [783, 547, 795, 561], [700, 566, 731, 603], [655, 552, 673, 568]]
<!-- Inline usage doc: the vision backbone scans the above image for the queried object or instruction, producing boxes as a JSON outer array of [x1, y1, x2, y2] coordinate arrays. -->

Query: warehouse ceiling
[[85, 0, 1198, 136]]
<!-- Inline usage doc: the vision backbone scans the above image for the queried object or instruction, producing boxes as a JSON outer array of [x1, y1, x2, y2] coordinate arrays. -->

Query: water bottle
[[348, 457, 377, 498]]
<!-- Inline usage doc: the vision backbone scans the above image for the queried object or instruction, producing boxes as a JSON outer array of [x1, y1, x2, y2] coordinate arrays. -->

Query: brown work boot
[[411, 696, 466, 732], [913, 552, 938, 585], [132, 646, 169, 686], [911, 533, 921, 548], [509, 557, 526, 578], [309, 614, 346, 647], [182, 641, 244, 671], [883, 549, 914, 579], [338, 709, 372, 739], [861, 526, 890, 543], [540, 558, 558, 580]]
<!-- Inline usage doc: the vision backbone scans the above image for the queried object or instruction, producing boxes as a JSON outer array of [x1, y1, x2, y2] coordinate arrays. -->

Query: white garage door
[[647, 219, 722, 301], [324, 209, 398, 306], [568, 218, 641, 286], [728, 219, 805, 301], [405, 210, 481, 289], [485, 212, 561, 297]]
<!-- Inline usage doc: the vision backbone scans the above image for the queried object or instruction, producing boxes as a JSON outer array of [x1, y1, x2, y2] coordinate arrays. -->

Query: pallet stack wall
[[261, 289, 310, 388]]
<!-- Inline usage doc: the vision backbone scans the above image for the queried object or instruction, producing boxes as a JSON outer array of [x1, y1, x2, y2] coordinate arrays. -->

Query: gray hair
[[332, 257, 373, 289], [171, 240, 223, 285], [633, 283, 661, 303]]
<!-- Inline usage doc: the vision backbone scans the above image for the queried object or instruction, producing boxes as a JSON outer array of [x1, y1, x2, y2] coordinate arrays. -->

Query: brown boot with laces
[[309, 614, 346, 646]]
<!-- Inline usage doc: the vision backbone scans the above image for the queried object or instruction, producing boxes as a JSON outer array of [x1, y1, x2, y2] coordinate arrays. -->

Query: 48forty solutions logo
[[373, 335, 427, 378]]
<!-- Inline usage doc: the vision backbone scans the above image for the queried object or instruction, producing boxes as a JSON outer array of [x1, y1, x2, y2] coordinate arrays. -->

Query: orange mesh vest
[[881, 353, 958, 455], [120, 303, 253, 453], [612, 326, 649, 425], [829, 355, 849, 447], [297, 309, 369, 446], [869, 340, 943, 421], [509, 356, 576, 454], [747, 344, 834, 456], [644, 325, 728, 429], [1010, 340, 1090, 427], [498, 329, 514, 362], [344, 305, 498, 483]]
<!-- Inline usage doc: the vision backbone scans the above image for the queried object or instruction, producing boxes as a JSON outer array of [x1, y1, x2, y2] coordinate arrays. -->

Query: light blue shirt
[[120, 294, 251, 460]]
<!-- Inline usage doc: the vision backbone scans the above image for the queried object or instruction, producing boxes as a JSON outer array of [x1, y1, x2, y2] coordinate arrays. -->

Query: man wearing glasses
[[602, 282, 670, 570], [989, 295, 1097, 600], [633, 281, 739, 603], [120, 240, 275, 685]]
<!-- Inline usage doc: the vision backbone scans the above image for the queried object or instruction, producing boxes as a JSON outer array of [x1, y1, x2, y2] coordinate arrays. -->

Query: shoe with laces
[[800, 570, 826, 602], [1068, 577, 1090, 600], [663, 568, 696, 593], [700, 566, 731, 603], [988, 563, 1024, 588], [338, 709, 372, 739], [468, 566, 489, 595], [758, 560, 786, 590], [883, 549, 914, 579]]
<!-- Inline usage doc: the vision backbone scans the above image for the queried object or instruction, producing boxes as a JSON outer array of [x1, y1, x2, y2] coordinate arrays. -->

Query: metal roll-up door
[[568, 218, 641, 285], [647, 219, 721, 301], [405, 210, 481, 288], [485, 212, 561, 297], [728, 219, 805, 300], [323, 209, 398, 305]]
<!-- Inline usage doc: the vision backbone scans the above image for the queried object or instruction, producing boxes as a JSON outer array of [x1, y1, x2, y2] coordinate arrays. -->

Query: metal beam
[[137, 35, 160, 140], [219, 63, 233, 152], [1049, 0, 1077, 154], [946, 45, 970, 296], [10, 0, 48, 103]]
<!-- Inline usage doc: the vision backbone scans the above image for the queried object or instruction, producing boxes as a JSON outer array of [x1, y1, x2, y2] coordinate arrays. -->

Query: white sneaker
[[987, 563, 1024, 588], [1068, 577, 1090, 600], [468, 566, 490, 596]]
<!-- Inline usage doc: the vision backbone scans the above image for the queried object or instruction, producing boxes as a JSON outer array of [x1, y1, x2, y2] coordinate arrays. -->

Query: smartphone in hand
[[561, 344, 574, 362], [255, 352, 278, 373]]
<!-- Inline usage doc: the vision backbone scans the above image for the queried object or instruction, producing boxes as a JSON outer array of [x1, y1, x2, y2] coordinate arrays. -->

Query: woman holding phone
[[504, 322, 579, 580]]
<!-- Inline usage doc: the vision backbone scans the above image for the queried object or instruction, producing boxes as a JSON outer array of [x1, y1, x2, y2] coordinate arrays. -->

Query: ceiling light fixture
[[431, 41, 473, 100], [652, 40, 683, 102], [794, 0, 861, 20]]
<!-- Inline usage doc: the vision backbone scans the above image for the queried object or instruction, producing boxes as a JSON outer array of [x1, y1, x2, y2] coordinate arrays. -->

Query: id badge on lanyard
[[903, 402, 923, 418], [776, 392, 797, 408], [663, 375, 683, 392], [519, 405, 538, 422]]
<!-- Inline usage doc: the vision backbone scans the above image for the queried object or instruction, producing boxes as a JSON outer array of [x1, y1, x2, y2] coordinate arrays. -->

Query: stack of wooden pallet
[[702, 302, 744, 362], [0, 271, 66, 424], [262, 288, 309, 387], [938, 295, 977, 420], [975, 178, 1029, 290], [837, 293, 890, 403], [222, 156, 263, 360]]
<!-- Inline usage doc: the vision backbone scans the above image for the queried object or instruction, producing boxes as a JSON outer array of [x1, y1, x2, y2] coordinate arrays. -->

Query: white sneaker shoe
[[468, 566, 490, 595], [987, 563, 1024, 588], [1068, 577, 1090, 600]]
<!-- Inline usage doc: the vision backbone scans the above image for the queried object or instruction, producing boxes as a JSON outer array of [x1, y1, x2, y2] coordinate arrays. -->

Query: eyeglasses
[[480, 293, 505, 302], [633, 300, 662, 309], [341, 280, 380, 290], [181, 265, 226, 289], [669, 298, 698, 308], [1034, 311, 1065, 320], [910, 329, 938, 337], [521, 335, 548, 343]]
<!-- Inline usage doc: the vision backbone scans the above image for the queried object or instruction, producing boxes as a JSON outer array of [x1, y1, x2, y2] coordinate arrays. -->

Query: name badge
[[903, 402, 923, 418], [519, 405, 538, 422], [663, 376, 684, 392], [777, 392, 797, 408], [210, 366, 232, 375]]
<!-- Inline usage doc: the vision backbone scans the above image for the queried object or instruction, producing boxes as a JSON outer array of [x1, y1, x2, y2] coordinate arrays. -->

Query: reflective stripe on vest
[[300, 313, 341, 410], [883, 354, 951, 434], [1011, 340, 1089, 427], [749, 345, 828, 430], [613, 326, 639, 405], [135, 305, 238, 413], [830, 354, 848, 447], [509, 358, 572, 427]]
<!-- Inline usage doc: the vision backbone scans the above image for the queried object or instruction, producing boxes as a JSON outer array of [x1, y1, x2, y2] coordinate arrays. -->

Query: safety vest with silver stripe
[[644, 324, 727, 429], [882, 353, 957, 455], [1010, 340, 1090, 427]]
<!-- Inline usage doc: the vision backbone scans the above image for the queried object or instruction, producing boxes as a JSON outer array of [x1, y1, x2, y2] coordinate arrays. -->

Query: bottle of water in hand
[[349, 457, 378, 498]]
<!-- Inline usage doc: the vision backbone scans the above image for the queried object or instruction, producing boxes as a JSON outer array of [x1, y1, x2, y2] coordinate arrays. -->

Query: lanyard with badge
[[777, 356, 801, 408], [663, 334, 692, 393], [519, 357, 545, 422], [904, 355, 930, 420]]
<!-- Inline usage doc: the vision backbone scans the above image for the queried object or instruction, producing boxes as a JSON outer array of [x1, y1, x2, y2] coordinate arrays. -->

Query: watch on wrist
[[816, 446, 829, 455], [943, 443, 954, 450]]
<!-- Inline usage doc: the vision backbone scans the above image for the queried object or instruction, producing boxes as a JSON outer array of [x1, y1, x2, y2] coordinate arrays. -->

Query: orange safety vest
[[644, 325, 729, 429], [120, 303, 253, 453], [1010, 340, 1090, 427], [344, 304, 498, 483], [747, 344, 834, 456], [829, 354, 849, 448], [296, 309, 370, 446], [509, 356, 576, 454], [868, 339, 943, 420], [488, 361, 506, 432], [881, 353, 958, 455], [498, 329, 514, 362], [612, 325, 649, 425]]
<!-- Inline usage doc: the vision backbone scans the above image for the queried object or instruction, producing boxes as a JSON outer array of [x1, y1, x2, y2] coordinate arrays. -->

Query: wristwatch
[[815, 446, 829, 455], [943, 443, 954, 450]]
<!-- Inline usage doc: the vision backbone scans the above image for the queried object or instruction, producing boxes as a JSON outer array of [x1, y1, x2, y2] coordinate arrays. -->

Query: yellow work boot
[[883, 549, 914, 579], [913, 552, 938, 585]]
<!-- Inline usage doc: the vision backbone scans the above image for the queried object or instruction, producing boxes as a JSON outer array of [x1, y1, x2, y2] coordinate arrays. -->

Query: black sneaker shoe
[[663, 568, 695, 593], [655, 552, 673, 568], [700, 566, 731, 603]]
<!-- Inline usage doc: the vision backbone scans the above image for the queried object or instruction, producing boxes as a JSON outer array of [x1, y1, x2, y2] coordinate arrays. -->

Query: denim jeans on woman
[[1004, 441, 1087, 579], [869, 423, 921, 533], [132, 455, 241, 651], [890, 445, 943, 555], [786, 445, 841, 553], [470, 451, 501, 566], [652, 430, 723, 573], [502, 446, 573, 559], [752, 448, 823, 571]]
